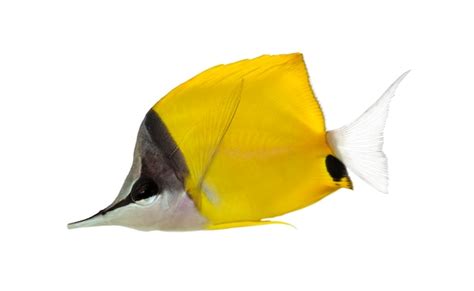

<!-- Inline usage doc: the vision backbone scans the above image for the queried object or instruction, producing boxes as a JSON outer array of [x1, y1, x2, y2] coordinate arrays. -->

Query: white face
[[68, 188, 207, 231], [104, 189, 207, 231], [68, 147, 207, 231]]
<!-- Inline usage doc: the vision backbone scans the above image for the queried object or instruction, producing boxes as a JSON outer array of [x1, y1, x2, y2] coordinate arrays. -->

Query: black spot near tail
[[325, 155, 348, 182]]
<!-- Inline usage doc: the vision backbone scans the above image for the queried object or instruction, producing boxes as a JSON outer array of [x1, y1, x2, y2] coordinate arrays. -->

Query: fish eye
[[130, 178, 160, 206]]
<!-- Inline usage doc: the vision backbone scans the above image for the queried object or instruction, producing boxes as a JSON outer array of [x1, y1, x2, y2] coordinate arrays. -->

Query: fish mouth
[[67, 211, 106, 229]]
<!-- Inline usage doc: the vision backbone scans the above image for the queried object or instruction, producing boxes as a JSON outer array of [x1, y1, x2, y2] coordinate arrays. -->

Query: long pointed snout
[[67, 211, 106, 229], [68, 195, 132, 229]]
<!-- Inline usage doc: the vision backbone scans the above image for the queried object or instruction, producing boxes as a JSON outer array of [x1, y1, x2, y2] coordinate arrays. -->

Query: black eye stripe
[[100, 196, 134, 214], [130, 178, 160, 202], [99, 178, 161, 215]]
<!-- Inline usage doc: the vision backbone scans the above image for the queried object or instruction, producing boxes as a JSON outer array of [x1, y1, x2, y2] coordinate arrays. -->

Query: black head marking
[[143, 110, 189, 181], [129, 177, 161, 202], [325, 155, 349, 182], [99, 110, 190, 216]]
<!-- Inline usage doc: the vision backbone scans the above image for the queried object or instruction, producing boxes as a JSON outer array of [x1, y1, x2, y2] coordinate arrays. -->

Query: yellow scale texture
[[153, 53, 352, 229]]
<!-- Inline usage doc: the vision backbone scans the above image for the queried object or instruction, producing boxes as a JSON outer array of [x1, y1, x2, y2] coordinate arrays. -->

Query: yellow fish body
[[68, 53, 408, 231]]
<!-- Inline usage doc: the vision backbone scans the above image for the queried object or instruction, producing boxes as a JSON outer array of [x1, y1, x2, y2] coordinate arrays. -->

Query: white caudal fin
[[327, 71, 410, 193]]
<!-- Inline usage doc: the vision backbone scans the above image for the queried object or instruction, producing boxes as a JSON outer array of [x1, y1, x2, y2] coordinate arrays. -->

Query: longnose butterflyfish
[[68, 53, 409, 231]]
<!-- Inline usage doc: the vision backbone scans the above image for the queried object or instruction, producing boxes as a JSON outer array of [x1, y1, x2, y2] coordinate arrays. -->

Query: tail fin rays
[[327, 71, 410, 193]]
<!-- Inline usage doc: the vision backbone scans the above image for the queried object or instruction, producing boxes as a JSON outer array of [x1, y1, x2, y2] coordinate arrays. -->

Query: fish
[[67, 53, 409, 231]]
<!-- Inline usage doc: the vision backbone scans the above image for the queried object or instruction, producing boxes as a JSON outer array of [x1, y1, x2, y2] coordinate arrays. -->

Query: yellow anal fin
[[207, 220, 294, 230]]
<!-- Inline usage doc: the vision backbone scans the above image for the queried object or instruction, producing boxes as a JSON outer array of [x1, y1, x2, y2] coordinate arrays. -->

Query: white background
[[1, 0, 473, 290]]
